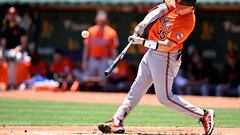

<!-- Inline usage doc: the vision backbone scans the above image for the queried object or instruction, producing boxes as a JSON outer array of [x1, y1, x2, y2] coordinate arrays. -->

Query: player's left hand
[[128, 35, 144, 45]]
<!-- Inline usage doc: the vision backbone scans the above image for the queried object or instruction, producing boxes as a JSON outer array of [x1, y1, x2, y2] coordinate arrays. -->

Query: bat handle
[[104, 54, 123, 77], [104, 64, 114, 77], [104, 67, 113, 77]]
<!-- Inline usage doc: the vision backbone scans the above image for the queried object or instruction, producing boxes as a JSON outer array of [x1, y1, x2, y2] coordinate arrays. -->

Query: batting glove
[[128, 35, 144, 45]]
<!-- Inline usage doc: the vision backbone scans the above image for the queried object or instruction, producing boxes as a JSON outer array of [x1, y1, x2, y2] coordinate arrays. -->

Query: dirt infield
[[0, 91, 239, 135], [0, 126, 240, 135]]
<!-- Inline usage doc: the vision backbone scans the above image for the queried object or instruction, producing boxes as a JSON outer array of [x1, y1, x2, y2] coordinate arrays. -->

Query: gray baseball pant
[[113, 49, 204, 121]]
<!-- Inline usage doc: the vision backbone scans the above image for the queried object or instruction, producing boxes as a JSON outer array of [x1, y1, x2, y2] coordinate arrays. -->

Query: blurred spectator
[[50, 49, 75, 75], [49, 49, 79, 91], [174, 48, 220, 96], [0, 7, 28, 53], [216, 50, 240, 97], [82, 10, 119, 88], [0, 7, 30, 89], [29, 47, 48, 77], [186, 50, 220, 96]]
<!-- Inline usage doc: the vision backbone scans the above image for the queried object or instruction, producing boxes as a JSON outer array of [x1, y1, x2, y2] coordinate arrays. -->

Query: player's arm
[[134, 3, 169, 36], [156, 39, 177, 52], [128, 36, 176, 52], [0, 35, 27, 51], [0, 29, 7, 59], [14, 35, 28, 52], [0, 43, 4, 60], [0, 28, 7, 48], [10, 28, 28, 52], [82, 40, 89, 71], [110, 32, 119, 59]]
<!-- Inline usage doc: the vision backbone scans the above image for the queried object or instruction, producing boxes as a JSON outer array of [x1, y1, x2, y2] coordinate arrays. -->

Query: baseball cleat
[[98, 119, 125, 134], [199, 109, 215, 135]]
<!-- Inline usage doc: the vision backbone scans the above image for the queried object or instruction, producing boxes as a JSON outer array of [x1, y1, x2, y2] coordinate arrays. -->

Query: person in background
[[29, 47, 48, 77], [173, 46, 220, 96], [50, 49, 79, 91], [186, 50, 220, 96], [82, 10, 119, 88], [50, 49, 75, 77], [0, 7, 29, 89], [216, 50, 240, 97], [0, 7, 28, 55]]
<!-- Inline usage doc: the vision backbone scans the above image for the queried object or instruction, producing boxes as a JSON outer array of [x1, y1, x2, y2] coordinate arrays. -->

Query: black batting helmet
[[164, 0, 197, 11], [179, 0, 197, 6]]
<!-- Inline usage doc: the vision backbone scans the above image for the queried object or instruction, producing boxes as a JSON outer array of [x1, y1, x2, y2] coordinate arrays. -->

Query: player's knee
[[156, 92, 175, 105], [156, 96, 170, 105]]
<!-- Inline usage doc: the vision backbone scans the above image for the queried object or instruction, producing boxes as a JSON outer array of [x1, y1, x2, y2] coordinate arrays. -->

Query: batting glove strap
[[143, 40, 159, 50]]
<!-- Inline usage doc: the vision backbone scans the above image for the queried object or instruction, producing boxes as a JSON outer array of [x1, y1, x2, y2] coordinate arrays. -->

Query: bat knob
[[104, 70, 110, 77]]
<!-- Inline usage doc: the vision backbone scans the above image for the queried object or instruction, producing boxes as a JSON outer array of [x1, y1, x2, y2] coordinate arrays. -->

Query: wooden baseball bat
[[104, 40, 133, 77]]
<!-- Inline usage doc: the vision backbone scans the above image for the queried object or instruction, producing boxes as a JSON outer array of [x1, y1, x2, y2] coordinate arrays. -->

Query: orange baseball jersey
[[0, 62, 8, 85], [148, 4, 195, 51], [31, 60, 48, 76], [85, 25, 119, 58], [50, 57, 75, 74]]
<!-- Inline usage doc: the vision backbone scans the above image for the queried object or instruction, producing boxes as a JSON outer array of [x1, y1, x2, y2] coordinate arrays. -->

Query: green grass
[[0, 98, 239, 127]]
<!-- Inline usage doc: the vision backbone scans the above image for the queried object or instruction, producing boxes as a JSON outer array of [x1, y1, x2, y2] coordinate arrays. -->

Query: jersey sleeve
[[140, 3, 169, 30]]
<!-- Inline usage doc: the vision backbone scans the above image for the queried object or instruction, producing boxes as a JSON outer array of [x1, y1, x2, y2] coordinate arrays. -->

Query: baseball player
[[82, 10, 119, 86], [98, 0, 215, 135]]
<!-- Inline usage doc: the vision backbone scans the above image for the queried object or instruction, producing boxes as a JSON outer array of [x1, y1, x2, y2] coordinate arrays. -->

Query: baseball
[[81, 30, 89, 38]]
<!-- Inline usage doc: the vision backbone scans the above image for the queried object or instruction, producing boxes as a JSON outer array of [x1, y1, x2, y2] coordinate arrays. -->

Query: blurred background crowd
[[0, 0, 239, 97]]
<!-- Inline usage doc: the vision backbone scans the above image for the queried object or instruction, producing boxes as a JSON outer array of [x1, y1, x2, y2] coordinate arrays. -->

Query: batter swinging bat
[[104, 40, 133, 77]]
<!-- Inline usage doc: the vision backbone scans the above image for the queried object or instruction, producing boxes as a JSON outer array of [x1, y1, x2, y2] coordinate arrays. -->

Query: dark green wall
[[1, 5, 240, 64]]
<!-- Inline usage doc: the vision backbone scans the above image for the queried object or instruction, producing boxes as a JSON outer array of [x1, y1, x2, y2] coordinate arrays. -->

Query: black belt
[[176, 49, 183, 61]]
